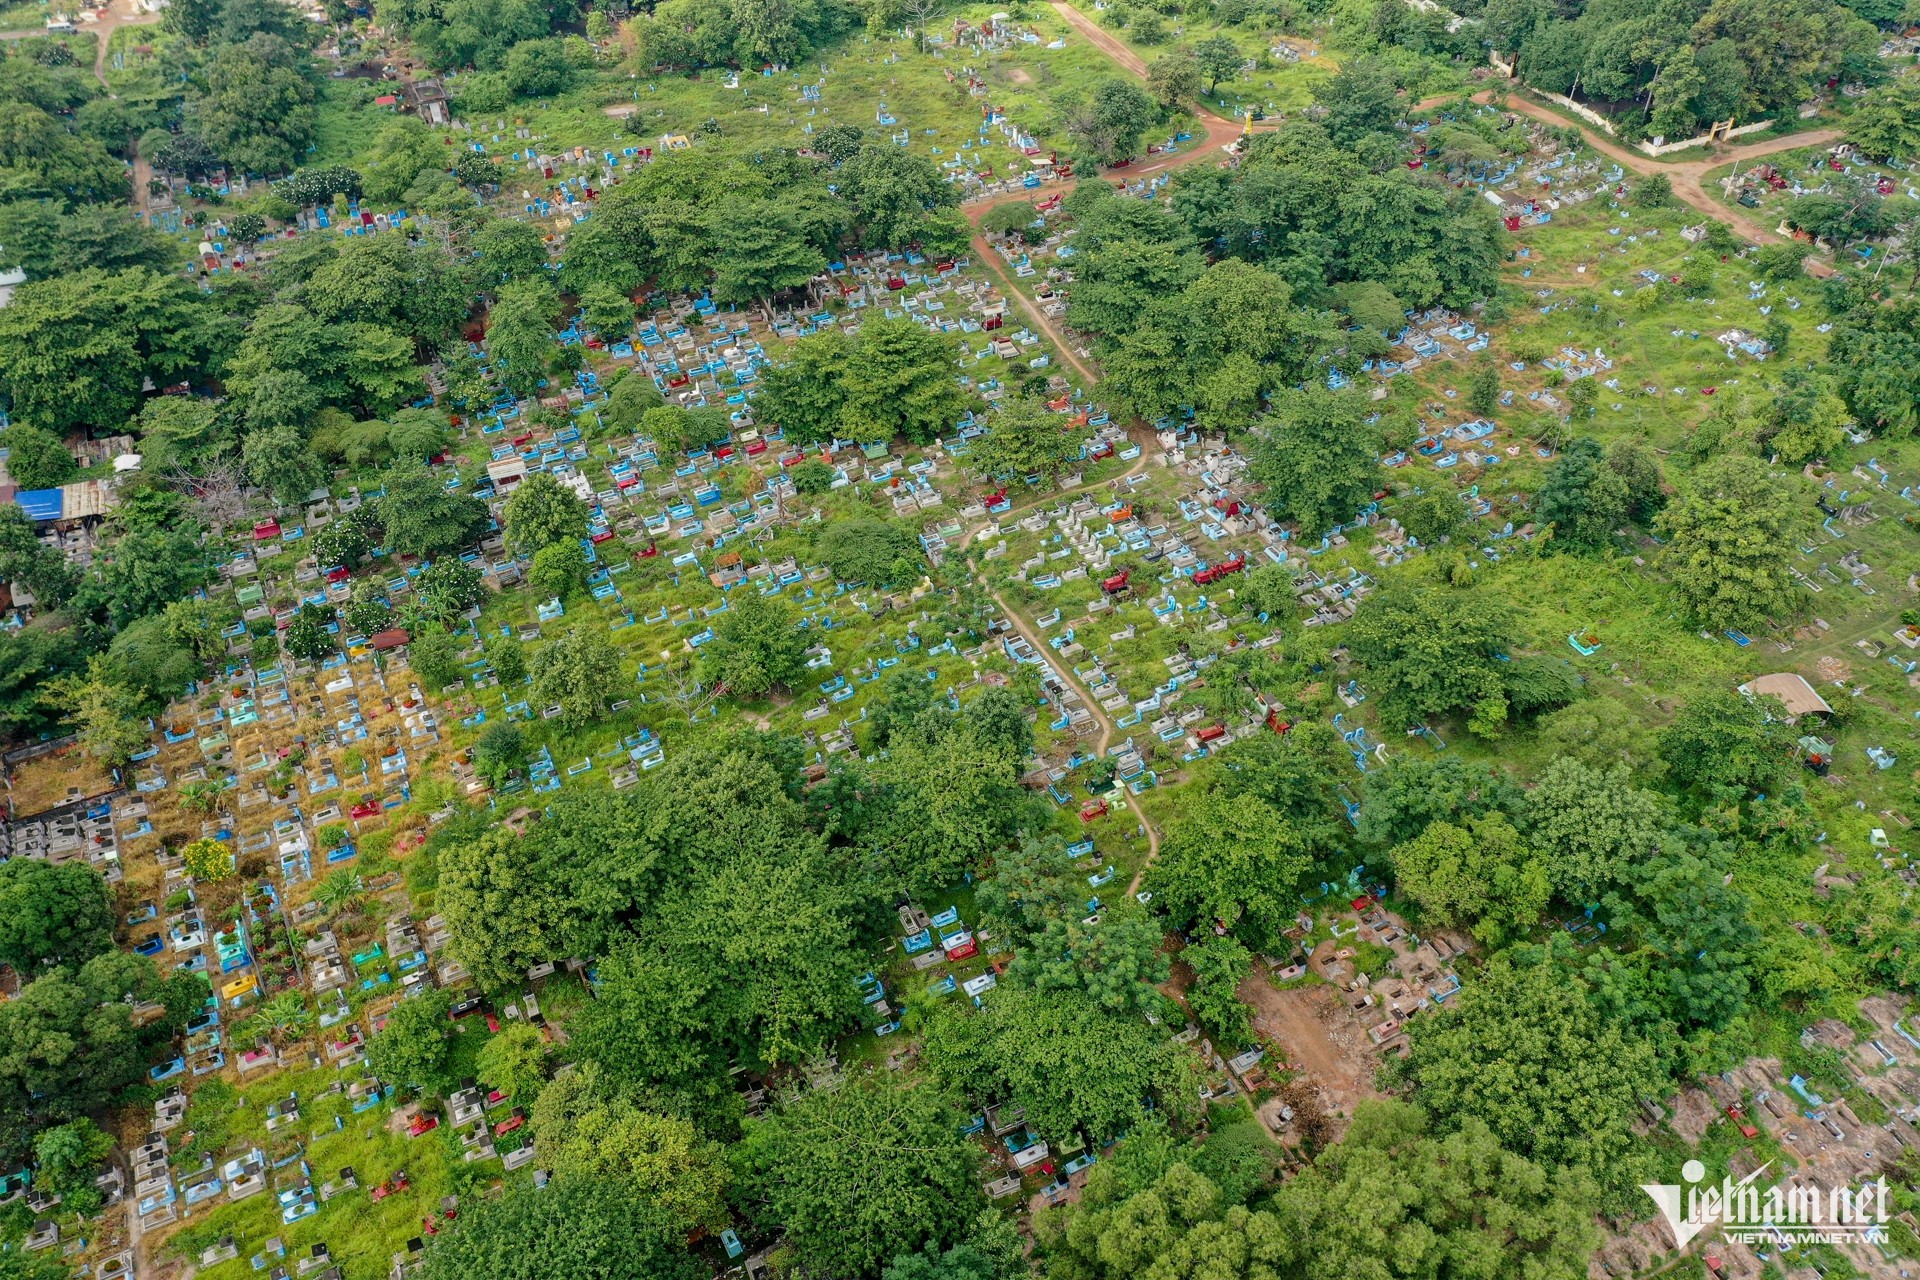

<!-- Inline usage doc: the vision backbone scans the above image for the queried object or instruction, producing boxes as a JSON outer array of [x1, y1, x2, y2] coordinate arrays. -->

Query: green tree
[[839, 146, 962, 249], [883, 1218, 1025, 1280], [184, 34, 318, 176], [77, 526, 212, 631], [1847, 74, 1920, 162], [283, 604, 338, 663], [1389, 812, 1550, 944], [1359, 755, 1521, 848], [0, 267, 207, 436], [1193, 35, 1243, 91], [365, 987, 455, 1094], [602, 372, 665, 433], [1311, 55, 1402, 144], [970, 396, 1082, 483], [1405, 952, 1663, 1185], [530, 1064, 729, 1231], [1346, 586, 1516, 730], [0, 954, 204, 1168], [471, 217, 550, 289], [1183, 935, 1254, 1046], [1146, 790, 1311, 941], [576, 283, 634, 340], [734, 1075, 982, 1280], [475, 1021, 547, 1100], [0, 505, 74, 608], [312, 867, 363, 916], [841, 318, 968, 445], [864, 721, 1029, 895], [1006, 901, 1167, 1020], [1631, 173, 1674, 207], [2, 427, 76, 491], [1249, 387, 1380, 539], [530, 627, 621, 729], [818, 517, 922, 585], [314, 509, 379, 571], [1466, 355, 1500, 416], [791, 457, 835, 494], [415, 558, 487, 623], [1275, 1100, 1601, 1280], [1660, 687, 1795, 798], [486, 278, 558, 396], [503, 470, 591, 554], [1067, 77, 1160, 164], [51, 659, 151, 767], [32, 1117, 114, 1217], [243, 418, 327, 506], [1536, 696, 1664, 779], [419, 1178, 698, 1280], [362, 118, 448, 204], [488, 637, 527, 685], [472, 721, 527, 787], [1146, 48, 1203, 108], [528, 539, 590, 600], [1536, 435, 1629, 554], [1399, 488, 1466, 547], [1523, 757, 1668, 899], [437, 824, 598, 988], [503, 37, 573, 98], [704, 591, 806, 697], [754, 332, 850, 445], [1655, 455, 1812, 630], [378, 458, 490, 557], [708, 200, 825, 306], [1829, 295, 1920, 440], [0, 860, 113, 974], [922, 986, 1198, 1144], [408, 625, 464, 690]]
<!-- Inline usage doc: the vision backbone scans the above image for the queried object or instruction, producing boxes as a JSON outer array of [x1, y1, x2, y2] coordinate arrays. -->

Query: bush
[[791, 458, 836, 495], [1753, 243, 1805, 281]]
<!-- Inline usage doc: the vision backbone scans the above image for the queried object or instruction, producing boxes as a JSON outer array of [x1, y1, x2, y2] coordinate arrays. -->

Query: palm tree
[[177, 781, 224, 816], [313, 868, 364, 917], [257, 991, 313, 1044]]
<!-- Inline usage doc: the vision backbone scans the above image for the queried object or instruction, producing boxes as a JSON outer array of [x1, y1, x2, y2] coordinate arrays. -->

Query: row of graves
[[157, 530, 438, 862]]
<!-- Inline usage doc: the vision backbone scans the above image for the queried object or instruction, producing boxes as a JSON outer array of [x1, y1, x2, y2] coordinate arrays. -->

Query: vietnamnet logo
[[1642, 1159, 1891, 1248]]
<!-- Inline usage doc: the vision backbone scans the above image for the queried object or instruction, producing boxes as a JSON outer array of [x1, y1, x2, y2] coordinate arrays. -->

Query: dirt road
[[1495, 92, 1842, 272]]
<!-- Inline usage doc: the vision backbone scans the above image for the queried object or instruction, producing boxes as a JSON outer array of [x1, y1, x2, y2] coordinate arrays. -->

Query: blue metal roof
[[13, 489, 61, 522]]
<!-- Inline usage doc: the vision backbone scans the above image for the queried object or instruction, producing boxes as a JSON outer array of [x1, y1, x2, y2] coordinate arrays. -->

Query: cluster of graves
[[1589, 993, 1920, 1279]]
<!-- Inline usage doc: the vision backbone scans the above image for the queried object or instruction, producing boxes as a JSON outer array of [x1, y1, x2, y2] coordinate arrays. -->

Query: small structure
[[404, 78, 451, 125], [1738, 672, 1833, 722]]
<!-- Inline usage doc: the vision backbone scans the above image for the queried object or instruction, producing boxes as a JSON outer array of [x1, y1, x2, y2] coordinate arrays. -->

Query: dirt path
[[959, 6, 1248, 389], [1239, 971, 1384, 1116], [88, 0, 159, 87], [980, 576, 1163, 882], [967, 228, 1101, 387], [949, 443, 1165, 884]]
